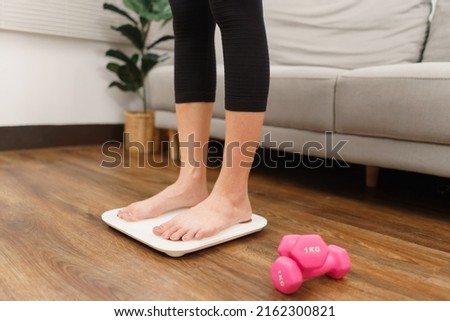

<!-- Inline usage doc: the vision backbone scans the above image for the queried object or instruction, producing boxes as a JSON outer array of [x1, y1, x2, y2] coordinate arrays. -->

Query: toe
[[195, 227, 217, 240], [154, 220, 181, 239], [194, 231, 205, 240], [161, 225, 181, 240], [181, 229, 198, 241], [169, 227, 189, 241], [117, 209, 131, 220], [123, 212, 139, 222], [152, 224, 166, 236]]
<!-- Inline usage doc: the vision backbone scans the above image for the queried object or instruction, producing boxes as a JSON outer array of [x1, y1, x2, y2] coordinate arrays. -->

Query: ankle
[[211, 183, 250, 206], [178, 167, 207, 183]]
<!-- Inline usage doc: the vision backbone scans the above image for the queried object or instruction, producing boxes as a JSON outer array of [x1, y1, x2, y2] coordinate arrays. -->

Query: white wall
[[0, 29, 142, 126]]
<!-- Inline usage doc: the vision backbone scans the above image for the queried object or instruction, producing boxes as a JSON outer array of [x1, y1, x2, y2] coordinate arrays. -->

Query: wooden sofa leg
[[366, 166, 380, 188], [168, 129, 179, 162]]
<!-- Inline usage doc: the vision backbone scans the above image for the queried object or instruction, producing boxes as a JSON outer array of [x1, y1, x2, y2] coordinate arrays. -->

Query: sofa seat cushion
[[265, 65, 345, 132], [148, 65, 175, 112], [335, 63, 450, 145], [264, 0, 432, 69]]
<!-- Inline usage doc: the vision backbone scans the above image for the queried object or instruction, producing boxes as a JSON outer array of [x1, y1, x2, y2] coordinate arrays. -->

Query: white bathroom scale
[[101, 208, 267, 257]]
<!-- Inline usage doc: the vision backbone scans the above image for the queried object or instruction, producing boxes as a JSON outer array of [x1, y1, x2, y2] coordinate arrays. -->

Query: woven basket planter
[[124, 111, 160, 154]]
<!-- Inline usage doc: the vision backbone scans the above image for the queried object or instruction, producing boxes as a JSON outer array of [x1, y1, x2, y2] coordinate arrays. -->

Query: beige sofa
[[147, 0, 450, 186]]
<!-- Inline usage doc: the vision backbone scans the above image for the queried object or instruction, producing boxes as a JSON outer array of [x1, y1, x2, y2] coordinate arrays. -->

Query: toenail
[[118, 211, 131, 218]]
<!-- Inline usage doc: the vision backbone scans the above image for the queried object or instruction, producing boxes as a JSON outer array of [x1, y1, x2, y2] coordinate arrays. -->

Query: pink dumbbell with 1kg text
[[270, 234, 351, 294]]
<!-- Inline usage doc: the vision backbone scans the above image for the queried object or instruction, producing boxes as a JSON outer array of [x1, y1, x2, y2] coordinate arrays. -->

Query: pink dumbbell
[[277, 234, 329, 270], [270, 234, 351, 294]]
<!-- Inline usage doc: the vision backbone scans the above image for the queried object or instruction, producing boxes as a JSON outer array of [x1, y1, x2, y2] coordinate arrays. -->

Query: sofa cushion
[[265, 65, 345, 132], [264, 0, 432, 69], [422, 0, 450, 62], [335, 63, 450, 145], [148, 65, 175, 111]]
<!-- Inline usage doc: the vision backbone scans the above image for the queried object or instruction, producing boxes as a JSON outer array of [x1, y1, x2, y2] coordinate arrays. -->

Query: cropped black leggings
[[169, 0, 270, 112]]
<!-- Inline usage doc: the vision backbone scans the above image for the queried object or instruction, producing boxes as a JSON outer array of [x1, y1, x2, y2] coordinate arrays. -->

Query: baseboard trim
[[0, 124, 124, 151]]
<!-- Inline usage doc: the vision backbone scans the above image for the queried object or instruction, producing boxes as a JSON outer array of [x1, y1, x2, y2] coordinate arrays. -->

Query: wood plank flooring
[[0, 145, 449, 300]]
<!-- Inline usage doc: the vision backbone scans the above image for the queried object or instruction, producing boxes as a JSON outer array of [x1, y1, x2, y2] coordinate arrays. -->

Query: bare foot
[[117, 179, 208, 221], [152, 191, 253, 241]]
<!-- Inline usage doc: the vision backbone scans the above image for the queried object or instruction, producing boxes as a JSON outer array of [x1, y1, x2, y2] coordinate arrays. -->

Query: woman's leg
[[154, 111, 264, 240], [118, 103, 213, 221], [153, 0, 270, 240], [118, 0, 216, 221]]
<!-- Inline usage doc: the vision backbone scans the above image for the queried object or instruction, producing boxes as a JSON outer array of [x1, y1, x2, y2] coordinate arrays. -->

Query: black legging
[[169, 0, 270, 112]]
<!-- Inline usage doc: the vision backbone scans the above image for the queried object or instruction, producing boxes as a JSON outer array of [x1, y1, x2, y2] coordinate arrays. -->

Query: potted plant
[[103, 0, 174, 154]]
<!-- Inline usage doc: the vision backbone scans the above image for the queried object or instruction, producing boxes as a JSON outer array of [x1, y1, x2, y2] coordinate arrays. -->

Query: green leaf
[[103, 3, 137, 25], [124, 0, 172, 22], [106, 63, 120, 73], [109, 81, 132, 91], [141, 53, 160, 76], [131, 54, 139, 64], [123, 0, 151, 17], [112, 24, 144, 50], [140, 11, 172, 22], [117, 63, 143, 91], [106, 50, 142, 92], [151, 0, 173, 21], [140, 16, 150, 27], [147, 34, 174, 50], [105, 49, 134, 64]]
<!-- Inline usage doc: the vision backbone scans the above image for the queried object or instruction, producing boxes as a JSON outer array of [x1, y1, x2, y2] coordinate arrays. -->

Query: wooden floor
[[0, 145, 449, 301]]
